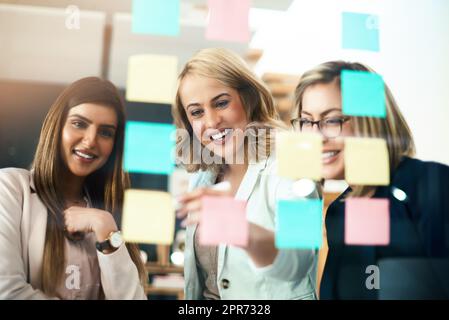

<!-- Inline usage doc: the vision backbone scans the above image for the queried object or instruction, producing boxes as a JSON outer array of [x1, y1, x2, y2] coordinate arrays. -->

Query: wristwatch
[[96, 230, 123, 253]]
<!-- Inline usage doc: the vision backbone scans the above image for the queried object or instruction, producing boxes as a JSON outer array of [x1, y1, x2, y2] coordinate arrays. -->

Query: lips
[[73, 149, 98, 162], [210, 129, 232, 141], [203, 128, 233, 145], [322, 151, 339, 160], [322, 150, 340, 164]]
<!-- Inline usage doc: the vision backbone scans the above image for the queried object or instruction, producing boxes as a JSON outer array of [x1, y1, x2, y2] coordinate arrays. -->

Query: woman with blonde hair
[[174, 48, 319, 300], [292, 61, 449, 299], [0, 77, 146, 299]]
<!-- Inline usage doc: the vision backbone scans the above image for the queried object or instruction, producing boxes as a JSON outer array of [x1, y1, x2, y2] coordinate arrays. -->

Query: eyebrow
[[68, 114, 117, 130], [186, 93, 231, 110], [301, 108, 342, 117]]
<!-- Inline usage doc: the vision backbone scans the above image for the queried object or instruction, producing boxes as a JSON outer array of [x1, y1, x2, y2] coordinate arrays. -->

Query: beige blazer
[[0, 168, 146, 300]]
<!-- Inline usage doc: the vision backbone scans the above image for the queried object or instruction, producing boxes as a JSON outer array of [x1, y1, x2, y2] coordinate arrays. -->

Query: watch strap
[[95, 238, 112, 252]]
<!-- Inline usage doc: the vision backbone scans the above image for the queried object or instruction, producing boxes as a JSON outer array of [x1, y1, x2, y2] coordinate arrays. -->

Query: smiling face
[[301, 79, 354, 180], [60, 103, 118, 178], [179, 73, 248, 162]]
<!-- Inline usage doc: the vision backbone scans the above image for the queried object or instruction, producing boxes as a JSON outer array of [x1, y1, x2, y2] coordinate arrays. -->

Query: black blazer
[[320, 157, 449, 299]]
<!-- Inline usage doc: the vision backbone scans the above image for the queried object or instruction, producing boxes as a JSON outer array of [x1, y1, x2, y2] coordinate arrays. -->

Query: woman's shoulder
[[187, 169, 216, 191], [0, 167, 32, 185], [394, 157, 449, 183], [257, 155, 321, 200], [0, 168, 32, 211]]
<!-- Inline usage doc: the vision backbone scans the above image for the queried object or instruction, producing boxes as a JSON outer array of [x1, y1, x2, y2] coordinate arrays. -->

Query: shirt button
[[221, 279, 230, 289]]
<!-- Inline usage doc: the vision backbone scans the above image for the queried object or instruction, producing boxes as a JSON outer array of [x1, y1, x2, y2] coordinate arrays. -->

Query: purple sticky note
[[199, 196, 248, 246], [345, 198, 390, 245], [205, 0, 250, 43]]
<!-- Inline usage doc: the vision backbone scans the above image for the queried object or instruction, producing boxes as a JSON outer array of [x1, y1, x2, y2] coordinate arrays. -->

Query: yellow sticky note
[[122, 189, 175, 244], [276, 132, 322, 180], [126, 54, 178, 104], [345, 137, 390, 185]]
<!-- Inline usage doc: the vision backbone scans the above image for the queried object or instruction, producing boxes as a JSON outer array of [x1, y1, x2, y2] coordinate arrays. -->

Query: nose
[[82, 126, 98, 148], [311, 122, 321, 134], [204, 108, 221, 129], [310, 121, 328, 142]]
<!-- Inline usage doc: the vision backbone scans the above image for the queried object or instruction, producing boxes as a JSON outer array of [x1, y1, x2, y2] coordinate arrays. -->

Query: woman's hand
[[176, 187, 231, 227], [176, 184, 278, 266], [64, 207, 118, 242]]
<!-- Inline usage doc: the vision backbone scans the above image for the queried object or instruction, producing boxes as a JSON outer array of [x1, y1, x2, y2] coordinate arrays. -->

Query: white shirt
[[183, 156, 319, 300]]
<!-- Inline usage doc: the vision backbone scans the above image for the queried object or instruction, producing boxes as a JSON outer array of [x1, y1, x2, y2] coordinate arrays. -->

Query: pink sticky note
[[206, 0, 250, 43], [345, 198, 390, 245], [199, 196, 248, 246]]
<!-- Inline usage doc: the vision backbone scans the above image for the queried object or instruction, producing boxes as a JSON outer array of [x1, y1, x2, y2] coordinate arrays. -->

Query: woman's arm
[[64, 207, 146, 300], [96, 244, 147, 300], [176, 184, 318, 282], [0, 169, 57, 300]]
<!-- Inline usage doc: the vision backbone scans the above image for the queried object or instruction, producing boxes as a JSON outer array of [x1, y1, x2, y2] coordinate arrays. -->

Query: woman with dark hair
[[0, 77, 146, 299]]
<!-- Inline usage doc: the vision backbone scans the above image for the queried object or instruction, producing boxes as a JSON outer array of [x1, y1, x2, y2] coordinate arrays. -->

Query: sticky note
[[344, 137, 390, 185], [132, 0, 180, 36], [126, 54, 178, 104], [345, 198, 390, 245], [206, 0, 250, 43], [341, 70, 386, 118], [122, 190, 175, 244], [276, 132, 322, 180], [124, 121, 175, 175], [199, 196, 248, 246], [276, 199, 323, 249], [342, 12, 379, 52]]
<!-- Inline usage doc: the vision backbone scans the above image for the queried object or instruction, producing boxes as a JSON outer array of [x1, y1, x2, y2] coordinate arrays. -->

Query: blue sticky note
[[124, 121, 176, 175], [341, 70, 386, 118], [276, 199, 323, 249], [132, 0, 180, 36], [342, 12, 379, 52]]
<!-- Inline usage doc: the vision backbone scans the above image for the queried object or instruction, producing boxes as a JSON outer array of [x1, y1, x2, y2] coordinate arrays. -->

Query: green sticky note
[[132, 0, 180, 36], [276, 199, 323, 249], [124, 121, 175, 175], [342, 70, 386, 118], [342, 12, 379, 52]]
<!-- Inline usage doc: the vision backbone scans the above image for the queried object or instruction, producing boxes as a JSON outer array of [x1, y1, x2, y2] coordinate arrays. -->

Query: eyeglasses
[[290, 117, 350, 138]]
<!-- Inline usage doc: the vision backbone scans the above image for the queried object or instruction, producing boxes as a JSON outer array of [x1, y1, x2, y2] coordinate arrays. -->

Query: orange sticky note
[[276, 132, 322, 180], [345, 198, 390, 245], [122, 190, 175, 245], [199, 196, 248, 246], [344, 137, 390, 185], [205, 0, 250, 43]]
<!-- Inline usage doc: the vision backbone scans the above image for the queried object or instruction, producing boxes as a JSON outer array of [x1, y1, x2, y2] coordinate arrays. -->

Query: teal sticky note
[[341, 70, 386, 118], [276, 199, 323, 249], [124, 121, 175, 175], [132, 0, 180, 36], [342, 12, 379, 52]]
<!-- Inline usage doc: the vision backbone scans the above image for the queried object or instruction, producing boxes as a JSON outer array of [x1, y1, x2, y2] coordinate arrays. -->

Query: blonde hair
[[172, 48, 286, 174], [32, 77, 146, 296], [294, 61, 416, 197]]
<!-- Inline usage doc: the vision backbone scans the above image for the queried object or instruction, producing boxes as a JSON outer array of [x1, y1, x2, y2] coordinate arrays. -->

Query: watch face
[[110, 231, 123, 248]]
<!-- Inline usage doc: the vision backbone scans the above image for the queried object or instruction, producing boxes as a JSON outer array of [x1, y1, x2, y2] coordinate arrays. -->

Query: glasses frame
[[290, 116, 351, 138]]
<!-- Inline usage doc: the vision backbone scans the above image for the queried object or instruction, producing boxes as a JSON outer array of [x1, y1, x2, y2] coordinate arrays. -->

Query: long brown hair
[[172, 48, 286, 174], [293, 61, 416, 197], [32, 77, 146, 296]]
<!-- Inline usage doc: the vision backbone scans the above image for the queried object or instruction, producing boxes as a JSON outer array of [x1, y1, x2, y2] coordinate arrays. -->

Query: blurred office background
[[0, 0, 448, 299]]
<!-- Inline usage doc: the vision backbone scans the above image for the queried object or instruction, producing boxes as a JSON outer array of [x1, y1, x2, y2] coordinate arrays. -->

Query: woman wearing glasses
[[291, 61, 449, 299]]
